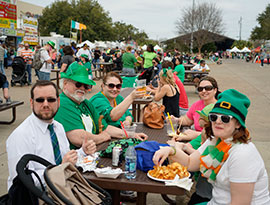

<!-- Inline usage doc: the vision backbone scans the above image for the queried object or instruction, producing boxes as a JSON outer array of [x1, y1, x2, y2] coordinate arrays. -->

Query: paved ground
[[0, 59, 269, 204]]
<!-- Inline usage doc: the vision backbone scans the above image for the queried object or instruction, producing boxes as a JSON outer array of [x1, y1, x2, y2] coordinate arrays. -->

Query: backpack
[[32, 48, 45, 70]]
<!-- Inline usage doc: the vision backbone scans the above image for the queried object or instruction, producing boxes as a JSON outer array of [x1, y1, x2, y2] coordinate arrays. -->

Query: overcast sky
[[23, 0, 269, 41]]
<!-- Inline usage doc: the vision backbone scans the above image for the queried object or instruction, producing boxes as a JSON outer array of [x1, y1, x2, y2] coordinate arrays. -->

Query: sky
[[22, 0, 270, 41]]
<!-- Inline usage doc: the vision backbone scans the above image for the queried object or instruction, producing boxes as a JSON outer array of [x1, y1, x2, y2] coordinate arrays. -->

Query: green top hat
[[61, 62, 96, 86], [80, 54, 89, 59], [196, 104, 214, 121], [47, 41, 55, 49], [210, 89, 250, 128]]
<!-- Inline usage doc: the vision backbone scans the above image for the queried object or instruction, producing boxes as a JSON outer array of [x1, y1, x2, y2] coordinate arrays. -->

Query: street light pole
[[238, 16, 242, 41], [190, 0, 195, 54]]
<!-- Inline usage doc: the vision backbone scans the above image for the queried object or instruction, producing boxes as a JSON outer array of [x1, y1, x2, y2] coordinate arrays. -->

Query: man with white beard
[[55, 62, 147, 149]]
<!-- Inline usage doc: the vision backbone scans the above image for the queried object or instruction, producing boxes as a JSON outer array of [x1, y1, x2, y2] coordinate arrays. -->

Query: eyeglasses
[[152, 61, 156, 64], [34, 97, 57, 103], [74, 82, 90, 90], [105, 83, 122, 89], [209, 113, 233, 124], [197, 85, 214, 92]]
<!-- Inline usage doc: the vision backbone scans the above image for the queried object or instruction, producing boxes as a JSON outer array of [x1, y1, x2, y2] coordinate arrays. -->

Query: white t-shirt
[[198, 138, 270, 205], [192, 63, 210, 71], [39, 49, 52, 73], [76, 48, 92, 60]]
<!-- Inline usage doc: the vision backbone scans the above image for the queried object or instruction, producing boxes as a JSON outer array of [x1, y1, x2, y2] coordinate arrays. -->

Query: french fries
[[148, 162, 189, 180]]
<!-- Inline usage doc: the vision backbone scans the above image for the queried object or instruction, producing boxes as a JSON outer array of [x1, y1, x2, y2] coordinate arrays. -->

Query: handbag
[[143, 102, 165, 129]]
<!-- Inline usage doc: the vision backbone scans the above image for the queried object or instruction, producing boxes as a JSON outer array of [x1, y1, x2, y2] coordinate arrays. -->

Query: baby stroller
[[0, 154, 111, 205], [10, 56, 27, 87]]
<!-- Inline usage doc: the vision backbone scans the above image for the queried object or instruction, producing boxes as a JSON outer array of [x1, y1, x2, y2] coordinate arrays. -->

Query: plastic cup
[[123, 124, 137, 138], [166, 119, 178, 136], [136, 79, 147, 95]]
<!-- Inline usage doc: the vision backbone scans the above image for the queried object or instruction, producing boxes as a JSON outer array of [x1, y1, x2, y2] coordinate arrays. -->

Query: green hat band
[[213, 102, 245, 122]]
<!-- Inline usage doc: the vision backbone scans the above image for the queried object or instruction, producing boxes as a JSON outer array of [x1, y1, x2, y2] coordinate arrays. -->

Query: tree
[[232, 40, 253, 49], [250, 4, 270, 40], [175, 2, 224, 54]]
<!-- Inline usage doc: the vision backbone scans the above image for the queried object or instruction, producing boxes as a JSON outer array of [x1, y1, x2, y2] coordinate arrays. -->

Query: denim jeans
[[26, 64, 32, 83], [0, 61, 5, 75], [92, 58, 100, 69], [39, 71, 50, 81]]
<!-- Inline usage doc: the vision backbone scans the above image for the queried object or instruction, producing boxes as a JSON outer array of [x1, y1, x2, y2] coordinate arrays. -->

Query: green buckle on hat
[[220, 101, 231, 109]]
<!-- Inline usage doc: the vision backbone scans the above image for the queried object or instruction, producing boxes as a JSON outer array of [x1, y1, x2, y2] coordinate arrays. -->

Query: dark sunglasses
[[197, 85, 214, 92], [209, 113, 233, 124], [34, 97, 57, 103], [105, 83, 122, 89], [75, 82, 90, 90]]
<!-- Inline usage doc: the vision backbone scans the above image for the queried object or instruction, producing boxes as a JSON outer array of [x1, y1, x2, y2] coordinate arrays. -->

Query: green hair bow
[[162, 67, 172, 77]]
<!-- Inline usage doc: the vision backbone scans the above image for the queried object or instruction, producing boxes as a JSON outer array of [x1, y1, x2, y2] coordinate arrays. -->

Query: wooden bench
[[0, 101, 24, 124], [183, 70, 209, 86]]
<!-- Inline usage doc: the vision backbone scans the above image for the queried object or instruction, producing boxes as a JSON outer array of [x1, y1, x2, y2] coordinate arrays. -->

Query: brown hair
[[126, 46, 132, 52], [31, 80, 59, 99], [159, 61, 176, 86], [198, 76, 221, 99], [205, 123, 250, 143], [63, 45, 74, 56], [103, 71, 123, 84]]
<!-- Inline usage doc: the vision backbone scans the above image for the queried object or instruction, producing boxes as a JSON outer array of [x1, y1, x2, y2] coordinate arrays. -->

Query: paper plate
[[147, 172, 190, 183]]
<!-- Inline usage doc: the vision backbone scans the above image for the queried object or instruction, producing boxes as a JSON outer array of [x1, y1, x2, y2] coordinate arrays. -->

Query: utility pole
[[238, 16, 242, 41], [190, 0, 195, 53]]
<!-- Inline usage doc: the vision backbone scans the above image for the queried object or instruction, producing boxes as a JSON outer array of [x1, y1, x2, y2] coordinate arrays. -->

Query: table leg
[[0, 107, 16, 124], [111, 190, 120, 205], [56, 71, 59, 88], [137, 104, 141, 122], [136, 192, 147, 205], [132, 103, 137, 122]]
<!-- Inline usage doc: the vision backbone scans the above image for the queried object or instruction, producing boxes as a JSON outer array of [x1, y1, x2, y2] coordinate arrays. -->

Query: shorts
[[1, 80, 9, 89]]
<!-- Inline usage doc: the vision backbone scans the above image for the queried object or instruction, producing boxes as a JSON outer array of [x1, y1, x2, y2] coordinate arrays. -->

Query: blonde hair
[[159, 69, 176, 86]]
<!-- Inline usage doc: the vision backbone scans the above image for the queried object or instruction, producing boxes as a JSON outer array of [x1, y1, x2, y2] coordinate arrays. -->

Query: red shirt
[[173, 73, 189, 109]]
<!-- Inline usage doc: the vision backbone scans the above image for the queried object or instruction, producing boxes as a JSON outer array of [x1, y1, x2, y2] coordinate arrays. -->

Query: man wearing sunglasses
[[55, 62, 148, 149], [6, 80, 96, 190]]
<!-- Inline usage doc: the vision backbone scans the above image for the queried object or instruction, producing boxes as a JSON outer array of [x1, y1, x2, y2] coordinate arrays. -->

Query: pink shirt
[[186, 100, 205, 131], [173, 74, 189, 109]]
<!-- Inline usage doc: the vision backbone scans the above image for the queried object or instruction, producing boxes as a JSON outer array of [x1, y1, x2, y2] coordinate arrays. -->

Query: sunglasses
[[75, 82, 90, 90], [209, 113, 233, 124], [34, 97, 57, 103], [105, 83, 122, 89], [197, 85, 214, 92]]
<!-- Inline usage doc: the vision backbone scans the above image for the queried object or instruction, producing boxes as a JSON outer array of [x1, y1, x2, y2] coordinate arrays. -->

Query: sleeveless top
[[163, 85, 180, 117]]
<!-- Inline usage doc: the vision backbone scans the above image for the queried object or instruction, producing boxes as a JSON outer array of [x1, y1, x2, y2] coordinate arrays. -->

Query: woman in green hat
[[153, 89, 270, 205], [79, 54, 92, 80]]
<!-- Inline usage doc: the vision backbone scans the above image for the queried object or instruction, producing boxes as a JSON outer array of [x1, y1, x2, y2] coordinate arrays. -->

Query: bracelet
[[169, 146, 176, 156]]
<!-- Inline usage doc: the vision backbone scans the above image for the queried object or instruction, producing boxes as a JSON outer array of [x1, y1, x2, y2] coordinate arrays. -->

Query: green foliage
[[232, 40, 253, 49], [38, 0, 151, 43], [250, 4, 270, 40]]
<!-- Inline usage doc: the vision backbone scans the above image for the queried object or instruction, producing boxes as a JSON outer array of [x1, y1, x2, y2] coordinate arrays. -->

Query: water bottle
[[125, 146, 137, 179]]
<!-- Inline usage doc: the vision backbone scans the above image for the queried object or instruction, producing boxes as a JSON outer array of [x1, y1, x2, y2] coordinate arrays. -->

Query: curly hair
[[205, 123, 250, 143]]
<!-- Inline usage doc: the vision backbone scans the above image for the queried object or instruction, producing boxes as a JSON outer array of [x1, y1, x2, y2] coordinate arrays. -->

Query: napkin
[[165, 177, 193, 191]]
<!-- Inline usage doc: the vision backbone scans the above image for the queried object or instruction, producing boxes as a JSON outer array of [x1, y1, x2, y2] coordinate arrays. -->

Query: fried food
[[148, 162, 189, 180]]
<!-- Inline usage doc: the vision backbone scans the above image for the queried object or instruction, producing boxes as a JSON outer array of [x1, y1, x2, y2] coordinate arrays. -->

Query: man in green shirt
[[121, 46, 137, 75], [55, 62, 147, 149]]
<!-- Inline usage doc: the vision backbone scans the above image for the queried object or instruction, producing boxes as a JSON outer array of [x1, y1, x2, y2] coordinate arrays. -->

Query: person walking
[[20, 43, 34, 85]]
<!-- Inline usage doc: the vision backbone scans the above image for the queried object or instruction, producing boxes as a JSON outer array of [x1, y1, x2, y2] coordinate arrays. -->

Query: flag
[[71, 20, 86, 30]]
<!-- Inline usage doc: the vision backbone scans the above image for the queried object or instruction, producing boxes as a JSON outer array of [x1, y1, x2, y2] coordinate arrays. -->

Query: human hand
[[82, 135, 97, 155], [152, 146, 172, 166], [183, 129, 197, 140], [146, 86, 152, 92], [135, 132, 148, 141], [78, 62, 83, 65], [122, 119, 131, 127], [130, 89, 145, 99], [62, 150, 78, 165]]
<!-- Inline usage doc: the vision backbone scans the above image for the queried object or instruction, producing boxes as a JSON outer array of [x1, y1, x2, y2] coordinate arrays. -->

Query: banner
[[70, 31, 77, 42], [22, 16, 38, 45], [0, 1, 17, 29], [71, 20, 86, 30]]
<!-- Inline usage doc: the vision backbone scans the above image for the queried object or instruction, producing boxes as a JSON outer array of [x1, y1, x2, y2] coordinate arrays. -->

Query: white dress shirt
[[6, 113, 70, 190]]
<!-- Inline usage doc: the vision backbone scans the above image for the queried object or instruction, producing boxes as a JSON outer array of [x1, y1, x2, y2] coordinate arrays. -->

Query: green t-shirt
[[143, 51, 156, 68], [189, 133, 202, 150], [82, 61, 92, 75], [122, 52, 137, 69], [54, 92, 108, 149], [89, 92, 133, 128], [174, 64, 185, 83]]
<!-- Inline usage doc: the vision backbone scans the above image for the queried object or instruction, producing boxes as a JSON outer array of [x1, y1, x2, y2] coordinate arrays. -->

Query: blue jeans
[[26, 64, 32, 83], [92, 58, 100, 69], [39, 71, 50, 81], [0, 61, 5, 75]]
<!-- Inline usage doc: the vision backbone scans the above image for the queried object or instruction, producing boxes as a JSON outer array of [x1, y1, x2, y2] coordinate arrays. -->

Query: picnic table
[[183, 70, 209, 86], [83, 123, 186, 205], [184, 64, 194, 70], [120, 87, 153, 122], [0, 101, 24, 124]]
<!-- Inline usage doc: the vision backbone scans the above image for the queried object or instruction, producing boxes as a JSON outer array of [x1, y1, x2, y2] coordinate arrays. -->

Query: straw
[[120, 121, 129, 139], [167, 112, 175, 134]]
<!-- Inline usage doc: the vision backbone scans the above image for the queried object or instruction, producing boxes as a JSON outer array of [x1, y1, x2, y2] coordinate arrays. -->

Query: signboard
[[22, 16, 38, 45], [23, 36, 38, 45], [0, 1, 17, 29]]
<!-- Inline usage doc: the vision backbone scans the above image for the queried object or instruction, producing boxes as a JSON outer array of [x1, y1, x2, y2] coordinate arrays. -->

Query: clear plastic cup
[[122, 124, 137, 138], [166, 119, 177, 136]]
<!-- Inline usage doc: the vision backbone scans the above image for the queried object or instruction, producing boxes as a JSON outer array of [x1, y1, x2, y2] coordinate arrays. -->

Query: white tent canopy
[[141, 44, 147, 50], [77, 40, 95, 48], [154, 45, 161, 50], [230, 46, 241, 53], [240, 47, 251, 53]]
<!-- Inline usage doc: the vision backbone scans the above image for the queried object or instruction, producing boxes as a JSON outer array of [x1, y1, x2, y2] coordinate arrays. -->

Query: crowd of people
[[1, 41, 270, 205]]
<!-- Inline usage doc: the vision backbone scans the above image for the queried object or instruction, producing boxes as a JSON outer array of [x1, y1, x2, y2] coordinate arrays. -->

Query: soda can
[[112, 145, 122, 166]]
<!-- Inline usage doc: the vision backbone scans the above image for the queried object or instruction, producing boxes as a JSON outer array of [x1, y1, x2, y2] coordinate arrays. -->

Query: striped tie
[[48, 124, 62, 165]]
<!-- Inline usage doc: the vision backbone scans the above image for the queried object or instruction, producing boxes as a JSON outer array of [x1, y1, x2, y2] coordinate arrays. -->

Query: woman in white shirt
[[153, 89, 270, 205]]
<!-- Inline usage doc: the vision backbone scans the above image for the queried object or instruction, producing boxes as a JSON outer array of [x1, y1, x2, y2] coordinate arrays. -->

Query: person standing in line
[[39, 41, 55, 81], [20, 43, 34, 85], [93, 46, 101, 69]]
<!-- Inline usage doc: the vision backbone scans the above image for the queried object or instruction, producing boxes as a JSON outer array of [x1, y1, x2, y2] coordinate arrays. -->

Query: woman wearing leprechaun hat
[[153, 89, 270, 205]]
